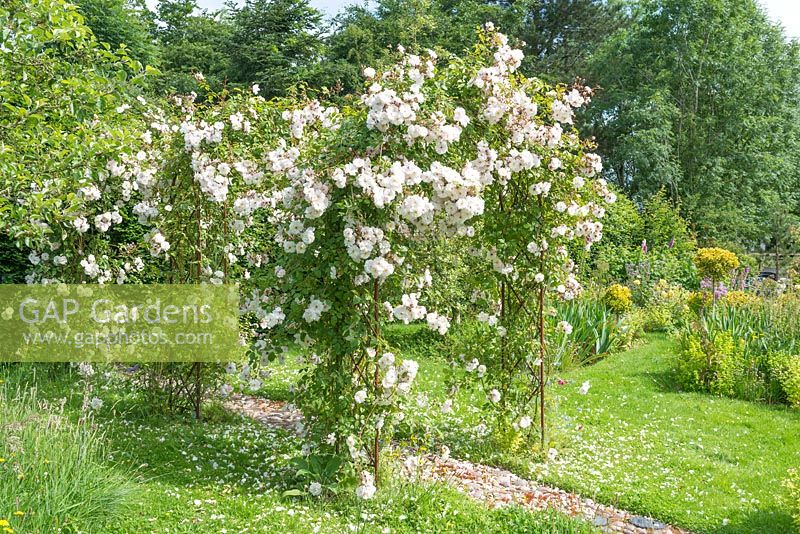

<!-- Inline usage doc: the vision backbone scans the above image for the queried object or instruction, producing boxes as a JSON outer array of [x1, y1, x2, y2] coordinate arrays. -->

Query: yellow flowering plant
[[694, 247, 739, 283], [604, 284, 633, 313]]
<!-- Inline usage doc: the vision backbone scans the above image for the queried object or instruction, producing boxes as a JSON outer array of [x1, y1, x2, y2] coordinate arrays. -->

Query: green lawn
[[99, 407, 595, 533], [537, 335, 800, 534], [0, 364, 594, 534], [3, 333, 798, 533], [255, 330, 800, 533]]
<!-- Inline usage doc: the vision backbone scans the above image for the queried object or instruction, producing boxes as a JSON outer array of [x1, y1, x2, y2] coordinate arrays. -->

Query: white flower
[[564, 88, 586, 107], [78, 185, 101, 201], [80, 255, 100, 278], [551, 100, 573, 124], [303, 298, 328, 322], [440, 399, 453, 414], [579, 380, 591, 395], [78, 362, 95, 378], [425, 312, 450, 335], [382, 367, 398, 389], [529, 181, 551, 196], [148, 231, 171, 256], [308, 482, 322, 497], [519, 416, 532, 429], [392, 293, 427, 323], [378, 352, 395, 369], [356, 471, 376, 500], [252, 84, 260, 94], [558, 320, 573, 335], [73, 217, 90, 233], [354, 389, 367, 404], [260, 307, 285, 329], [453, 107, 470, 126], [363, 67, 376, 79], [364, 257, 395, 280], [94, 212, 113, 232], [489, 388, 501, 403], [89, 397, 103, 410]]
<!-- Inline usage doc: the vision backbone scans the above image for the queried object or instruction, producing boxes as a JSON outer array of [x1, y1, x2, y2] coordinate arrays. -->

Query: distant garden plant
[[677, 294, 800, 407], [785, 468, 800, 528], [694, 247, 739, 300], [604, 284, 632, 313]]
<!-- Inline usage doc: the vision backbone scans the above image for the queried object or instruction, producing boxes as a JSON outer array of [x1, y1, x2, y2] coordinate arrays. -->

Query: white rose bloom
[[354, 389, 367, 404]]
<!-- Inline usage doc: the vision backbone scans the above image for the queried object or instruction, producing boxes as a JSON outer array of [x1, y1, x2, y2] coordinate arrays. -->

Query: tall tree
[[155, 0, 234, 94], [322, 0, 623, 94], [227, 0, 325, 98], [513, 0, 626, 81], [74, 0, 159, 66], [584, 0, 800, 247]]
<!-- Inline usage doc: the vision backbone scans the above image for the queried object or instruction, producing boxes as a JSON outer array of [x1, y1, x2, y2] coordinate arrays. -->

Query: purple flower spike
[[714, 282, 728, 300], [641, 239, 648, 255], [668, 237, 675, 249]]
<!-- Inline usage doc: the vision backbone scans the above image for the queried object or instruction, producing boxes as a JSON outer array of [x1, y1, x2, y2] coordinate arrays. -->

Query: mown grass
[[257, 329, 800, 533], [5, 329, 798, 533], [0, 363, 594, 533], [539, 335, 800, 534]]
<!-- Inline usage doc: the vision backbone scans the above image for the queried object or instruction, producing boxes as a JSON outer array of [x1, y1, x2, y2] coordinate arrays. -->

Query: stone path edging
[[225, 394, 691, 534]]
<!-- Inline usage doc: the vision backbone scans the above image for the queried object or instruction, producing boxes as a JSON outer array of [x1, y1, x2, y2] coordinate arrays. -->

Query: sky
[[177, 0, 800, 39], [760, 0, 800, 38]]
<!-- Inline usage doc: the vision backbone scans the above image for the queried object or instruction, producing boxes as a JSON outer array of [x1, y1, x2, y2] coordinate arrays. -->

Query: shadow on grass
[[711, 508, 796, 534]]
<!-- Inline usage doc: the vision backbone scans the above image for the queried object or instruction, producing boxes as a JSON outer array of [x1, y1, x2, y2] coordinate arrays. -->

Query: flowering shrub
[[6, 14, 612, 493], [770, 353, 800, 408], [722, 290, 758, 307], [428, 27, 614, 446], [604, 284, 632, 313], [785, 468, 800, 528], [676, 294, 800, 406], [1, 0, 149, 266], [17, 75, 290, 414], [694, 248, 739, 285], [242, 25, 611, 482]]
